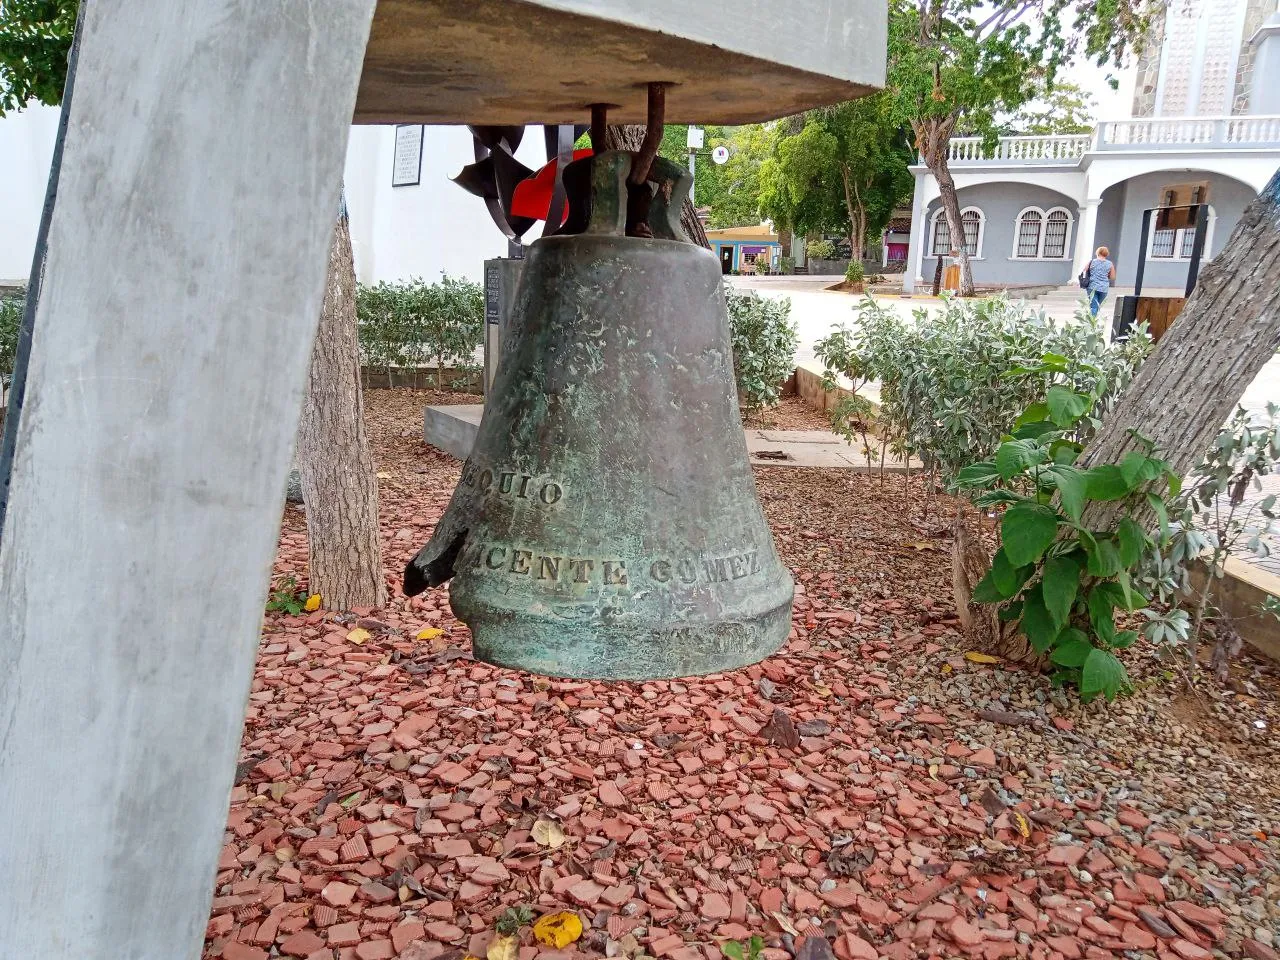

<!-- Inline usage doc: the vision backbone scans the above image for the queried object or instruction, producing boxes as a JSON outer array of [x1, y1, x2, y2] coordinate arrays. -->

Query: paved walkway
[[423, 404, 920, 471]]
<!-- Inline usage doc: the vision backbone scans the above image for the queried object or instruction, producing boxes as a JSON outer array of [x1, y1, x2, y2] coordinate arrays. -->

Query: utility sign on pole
[[686, 126, 705, 149]]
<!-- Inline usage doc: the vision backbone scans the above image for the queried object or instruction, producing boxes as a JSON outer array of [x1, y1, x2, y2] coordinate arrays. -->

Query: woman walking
[[1084, 246, 1116, 318]]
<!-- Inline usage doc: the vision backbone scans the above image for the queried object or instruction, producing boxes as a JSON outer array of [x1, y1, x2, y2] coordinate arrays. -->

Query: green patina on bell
[[404, 150, 794, 680]]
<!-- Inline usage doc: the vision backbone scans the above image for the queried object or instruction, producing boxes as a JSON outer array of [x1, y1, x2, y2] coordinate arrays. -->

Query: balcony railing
[[946, 134, 1091, 162], [941, 116, 1280, 163], [1097, 115, 1280, 148]]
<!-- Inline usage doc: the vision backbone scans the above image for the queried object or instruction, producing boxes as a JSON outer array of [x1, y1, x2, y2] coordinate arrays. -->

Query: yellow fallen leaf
[[487, 934, 519, 960], [377, 471, 393, 479], [347, 627, 371, 646], [1011, 810, 1032, 840], [928, 763, 939, 780], [533, 911, 583, 948], [964, 651, 1002, 664], [416, 627, 445, 641], [906, 541, 939, 552], [940, 663, 953, 675], [304, 594, 321, 612], [399, 885, 411, 903], [531, 819, 566, 850]]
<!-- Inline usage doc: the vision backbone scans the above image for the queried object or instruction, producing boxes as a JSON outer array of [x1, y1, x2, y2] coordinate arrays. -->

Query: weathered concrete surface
[[0, 2, 376, 957], [355, 0, 885, 124], [1190, 556, 1280, 663]]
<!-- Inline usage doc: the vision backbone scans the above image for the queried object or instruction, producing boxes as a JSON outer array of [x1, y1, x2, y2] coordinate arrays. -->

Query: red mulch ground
[[205, 390, 1280, 960]]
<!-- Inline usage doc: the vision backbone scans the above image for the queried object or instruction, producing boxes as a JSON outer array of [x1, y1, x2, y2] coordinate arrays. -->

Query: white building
[[902, 0, 1280, 293], [1, 111, 549, 288]]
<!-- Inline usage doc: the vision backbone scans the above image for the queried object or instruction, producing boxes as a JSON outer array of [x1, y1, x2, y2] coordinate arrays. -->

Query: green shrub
[[815, 296, 1152, 485], [0, 290, 23, 378], [955, 358, 1180, 701], [778, 256, 795, 275], [806, 238, 836, 260], [844, 261, 865, 285], [724, 284, 798, 415], [357, 275, 483, 388]]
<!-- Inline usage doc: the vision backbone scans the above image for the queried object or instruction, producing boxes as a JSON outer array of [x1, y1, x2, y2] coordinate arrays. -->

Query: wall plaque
[[392, 124, 423, 187]]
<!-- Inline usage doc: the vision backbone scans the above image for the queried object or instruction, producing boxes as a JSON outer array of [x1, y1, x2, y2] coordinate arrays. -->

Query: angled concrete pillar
[[0, 1, 375, 957], [1073, 198, 1104, 277]]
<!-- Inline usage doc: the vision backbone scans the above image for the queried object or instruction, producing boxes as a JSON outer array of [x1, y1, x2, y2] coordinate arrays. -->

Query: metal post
[[0, 2, 375, 956], [1185, 203, 1209, 297], [688, 149, 696, 206], [1133, 207, 1152, 298]]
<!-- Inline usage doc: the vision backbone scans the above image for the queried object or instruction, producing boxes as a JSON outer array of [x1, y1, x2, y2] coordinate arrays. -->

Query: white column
[[1073, 198, 1103, 277], [903, 171, 930, 292], [0, 1, 375, 957]]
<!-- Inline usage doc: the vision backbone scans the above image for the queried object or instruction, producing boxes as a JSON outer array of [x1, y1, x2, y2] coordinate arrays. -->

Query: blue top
[[1087, 257, 1113, 293]]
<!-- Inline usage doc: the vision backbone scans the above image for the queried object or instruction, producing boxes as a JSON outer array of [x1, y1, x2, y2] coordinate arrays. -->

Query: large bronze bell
[[405, 149, 794, 679]]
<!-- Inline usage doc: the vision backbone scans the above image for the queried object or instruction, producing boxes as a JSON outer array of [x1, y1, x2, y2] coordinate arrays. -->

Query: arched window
[[1011, 206, 1073, 259], [930, 207, 983, 257], [1043, 210, 1070, 258], [1015, 210, 1042, 258]]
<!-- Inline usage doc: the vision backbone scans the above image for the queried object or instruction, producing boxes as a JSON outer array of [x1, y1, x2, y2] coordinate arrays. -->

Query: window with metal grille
[[1152, 228, 1176, 258], [1043, 211, 1069, 258], [1179, 228, 1196, 258], [931, 217, 951, 254], [1016, 211, 1042, 257], [961, 210, 981, 255]]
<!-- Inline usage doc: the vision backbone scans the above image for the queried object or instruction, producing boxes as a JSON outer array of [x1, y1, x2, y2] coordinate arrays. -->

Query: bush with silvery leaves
[[1138, 404, 1280, 655], [724, 284, 798, 415]]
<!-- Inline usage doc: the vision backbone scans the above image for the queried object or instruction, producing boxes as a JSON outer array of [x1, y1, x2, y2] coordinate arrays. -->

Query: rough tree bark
[[1077, 166, 1280, 531], [915, 116, 975, 297], [604, 125, 710, 249], [295, 209, 387, 610]]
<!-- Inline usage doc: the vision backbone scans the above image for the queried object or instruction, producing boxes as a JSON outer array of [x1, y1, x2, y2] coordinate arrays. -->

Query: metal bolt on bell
[[404, 145, 794, 680]]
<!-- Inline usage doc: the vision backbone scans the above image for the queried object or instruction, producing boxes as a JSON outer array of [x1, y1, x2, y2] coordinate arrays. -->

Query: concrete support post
[[0, 2, 375, 957], [903, 172, 929, 293], [1073, 198, 1103, 277]]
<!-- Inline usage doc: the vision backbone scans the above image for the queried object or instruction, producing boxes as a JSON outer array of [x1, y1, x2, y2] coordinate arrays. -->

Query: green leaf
[[1046, 385, 1088, 428], [1116, 516, 1148, 567], [1051, 629, 1093, 667], [998, 597, 1024, 621], [954, 461, 1001, 487], [1146, 492, 1170, 543], [1045, 464, 1087, 522], [1020, 583, 1058, 654], [1050, 439, 1082, 464], [1041, 555, 1082, 629], [1084, 465, 1131, 501], [995, 440, 1033, 480], [1013, 421, 1058, 440], [971, 569, 1006, 605], [1088, 582, 1124, 630], [988, 548, 1033, 599], [722, 943, 745, 960], [1016, 401, 1050, 426], [1112, 630, 1138, 649], [1119, 450, 1148, 488], [1081, 648, 1128, 701], [1002, 503, 1060, 567], [1085, 536, 1124, 577]]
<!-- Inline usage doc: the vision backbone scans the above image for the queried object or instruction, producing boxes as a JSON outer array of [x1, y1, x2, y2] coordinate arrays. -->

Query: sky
[[1067, 58, 1140, 121]]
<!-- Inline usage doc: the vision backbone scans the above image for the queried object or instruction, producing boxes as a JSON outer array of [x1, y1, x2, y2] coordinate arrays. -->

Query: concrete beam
[[0, 1, 375, 957], [355, 0, 885, 124]]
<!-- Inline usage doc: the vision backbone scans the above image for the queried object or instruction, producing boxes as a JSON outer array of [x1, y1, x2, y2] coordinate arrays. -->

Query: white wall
[[0, 104, 60, 284], [1, 110, 547, 287], [343, 124, 548, 285]]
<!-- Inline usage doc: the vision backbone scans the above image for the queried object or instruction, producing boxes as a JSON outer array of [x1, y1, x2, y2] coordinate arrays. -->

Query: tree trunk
[[914, 117, 974, 297], [1078, 166, 1280, 532], [296, 210, 387, 611], [603, 125, 710, 249], [930, 160, 974, 296]]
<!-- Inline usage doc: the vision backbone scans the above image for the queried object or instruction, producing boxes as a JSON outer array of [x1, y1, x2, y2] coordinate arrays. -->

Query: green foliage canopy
[[0, 0, 78, 116]]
